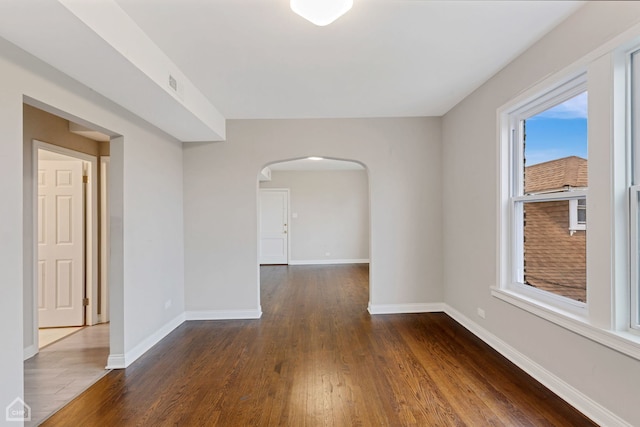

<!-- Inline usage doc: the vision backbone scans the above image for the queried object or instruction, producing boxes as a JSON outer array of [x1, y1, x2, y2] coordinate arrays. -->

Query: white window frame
[[630, 49, 640, 331], [630, 186, 640, 330], [504, 74, 588, 313], [569, 198, 587, 233]]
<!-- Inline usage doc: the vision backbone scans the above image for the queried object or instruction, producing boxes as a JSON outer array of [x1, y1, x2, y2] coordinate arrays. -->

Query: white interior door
[[38, 158, 85, 327], [260, 189, 289, 264]]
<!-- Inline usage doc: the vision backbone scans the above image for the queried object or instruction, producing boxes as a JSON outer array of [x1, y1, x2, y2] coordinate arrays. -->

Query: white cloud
[[532, 91, 588, 120]]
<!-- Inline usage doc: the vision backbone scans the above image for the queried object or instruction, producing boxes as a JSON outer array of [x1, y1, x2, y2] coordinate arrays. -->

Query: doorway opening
[[23, 103, 113, 425], [257, 157, 371, 311]]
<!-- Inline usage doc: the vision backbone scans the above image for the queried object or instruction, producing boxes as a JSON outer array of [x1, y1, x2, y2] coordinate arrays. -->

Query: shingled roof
[[525, 156, 587, 194]]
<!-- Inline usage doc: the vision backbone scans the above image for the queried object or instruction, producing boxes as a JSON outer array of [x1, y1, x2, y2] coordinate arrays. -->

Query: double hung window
[[497, 39, 640, 358], [506, 76, 588, 306]]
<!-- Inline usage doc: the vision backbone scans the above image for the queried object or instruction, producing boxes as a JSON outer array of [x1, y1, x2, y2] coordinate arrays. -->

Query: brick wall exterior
[[523, 200, 586, 302]]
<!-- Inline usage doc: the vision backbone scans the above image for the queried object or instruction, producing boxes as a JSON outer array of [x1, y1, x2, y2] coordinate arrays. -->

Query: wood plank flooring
[[43, 265, 596, 426]]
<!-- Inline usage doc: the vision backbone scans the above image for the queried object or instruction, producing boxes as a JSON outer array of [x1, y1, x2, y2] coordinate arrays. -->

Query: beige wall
[[23, 104, 109, 157], [260, 170, 369, 263]]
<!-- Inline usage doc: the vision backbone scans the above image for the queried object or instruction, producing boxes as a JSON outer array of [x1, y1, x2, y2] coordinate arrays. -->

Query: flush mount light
[[307, 156, 324, 161], [290, 0, 353, 26]]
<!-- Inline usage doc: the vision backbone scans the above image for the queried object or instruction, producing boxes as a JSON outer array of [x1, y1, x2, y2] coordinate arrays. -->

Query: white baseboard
[[186, 308, 262, 320], [443, 304, 630, 427], [23, 344, 38, 361], [106, 312, 186, 369], [106, 354, 125, 369], [288, 259, 370, 265], [368, 302, 445, 314]]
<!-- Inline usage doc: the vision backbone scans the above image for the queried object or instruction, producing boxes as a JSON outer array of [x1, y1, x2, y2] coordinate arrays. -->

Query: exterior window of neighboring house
[[569, 198, 586, 234], [505, 75, 588, 306]]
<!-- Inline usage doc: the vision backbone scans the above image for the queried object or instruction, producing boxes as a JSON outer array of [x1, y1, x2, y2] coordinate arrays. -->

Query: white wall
[[442, 2, 640, 425], [120, 120, 185, 356], [260, 170, 369, 263], [0, 51, 25, 427], [0, 35, 185, 424], [184, 118, 442, 315]]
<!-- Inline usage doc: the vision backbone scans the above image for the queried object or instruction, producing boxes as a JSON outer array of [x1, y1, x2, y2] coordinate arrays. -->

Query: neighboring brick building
[[523, 156, 587, 302]]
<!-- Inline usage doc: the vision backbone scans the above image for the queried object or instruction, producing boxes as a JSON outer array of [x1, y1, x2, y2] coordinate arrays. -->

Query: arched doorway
[[257, 156, 371, 312]]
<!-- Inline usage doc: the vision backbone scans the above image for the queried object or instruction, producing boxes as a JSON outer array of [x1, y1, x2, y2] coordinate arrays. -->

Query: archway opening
[[257, 156, 371, 313]]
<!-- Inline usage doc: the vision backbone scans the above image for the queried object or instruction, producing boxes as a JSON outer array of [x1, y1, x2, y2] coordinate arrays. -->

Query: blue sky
[[524, 92, 588, 166]]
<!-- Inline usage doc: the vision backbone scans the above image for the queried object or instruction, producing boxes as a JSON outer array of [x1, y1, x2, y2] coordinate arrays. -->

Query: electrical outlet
[[477, 307, 486, 319], [325, 252, 331, 256], [165, 299, 172, 310]]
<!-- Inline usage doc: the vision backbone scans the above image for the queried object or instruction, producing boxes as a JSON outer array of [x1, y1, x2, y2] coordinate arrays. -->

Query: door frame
[[30, 140, 99, 350], [258, 188, 291, 265], [99, 156, 110, 323]]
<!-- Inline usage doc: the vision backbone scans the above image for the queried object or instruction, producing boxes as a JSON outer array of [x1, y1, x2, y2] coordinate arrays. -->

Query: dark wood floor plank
[[42, 264, 596, 426]]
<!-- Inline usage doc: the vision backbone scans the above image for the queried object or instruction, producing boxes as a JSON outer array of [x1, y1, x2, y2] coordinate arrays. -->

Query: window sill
[[491, 287, 640, 361]]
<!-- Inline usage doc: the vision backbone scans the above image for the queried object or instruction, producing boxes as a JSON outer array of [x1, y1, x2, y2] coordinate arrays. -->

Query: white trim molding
[[443, 304, 632, 427], [368, 303, 445, 315], [107, 313, 186, 369], [492, 288, 640, 361], [288, 259, 370, 265], [106, 354, 125, 370], [186, 309, 263, 320], [23, 344, 38, 361]]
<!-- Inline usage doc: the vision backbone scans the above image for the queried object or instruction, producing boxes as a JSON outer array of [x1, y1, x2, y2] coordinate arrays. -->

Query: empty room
[[1, 1, 640, 426]]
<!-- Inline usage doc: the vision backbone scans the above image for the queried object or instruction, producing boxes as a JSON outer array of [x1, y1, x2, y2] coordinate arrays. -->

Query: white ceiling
[[114, 0, 584, 119], [0, 1, 584, 140]]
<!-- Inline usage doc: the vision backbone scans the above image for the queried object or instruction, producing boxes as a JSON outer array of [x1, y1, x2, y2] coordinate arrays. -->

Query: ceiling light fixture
[[307, 156, 324, 161], [290, 0, 353, 26]]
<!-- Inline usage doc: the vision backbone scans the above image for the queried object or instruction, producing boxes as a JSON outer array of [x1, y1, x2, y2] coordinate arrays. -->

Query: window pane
[[523, 92, 588, 195], [577, 199, 586, 224], [523, 200, 586, 302]]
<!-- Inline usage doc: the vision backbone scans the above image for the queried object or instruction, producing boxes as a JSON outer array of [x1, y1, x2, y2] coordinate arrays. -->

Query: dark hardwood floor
[[43, 265, 596, 426]]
